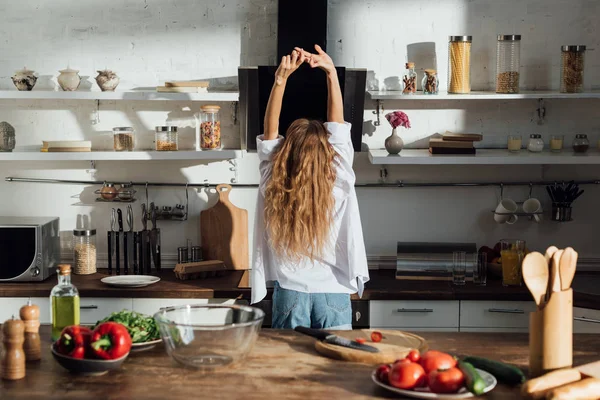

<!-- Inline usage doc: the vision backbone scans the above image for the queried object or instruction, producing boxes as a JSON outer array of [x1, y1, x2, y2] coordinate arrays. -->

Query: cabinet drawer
[[79, 298, 133, 324], [574, 307, 600, 333], [131, 298, 236, 317], [370, 301, 459, 328], [460, 301, 536, 328], [0, 297, 51, 324]]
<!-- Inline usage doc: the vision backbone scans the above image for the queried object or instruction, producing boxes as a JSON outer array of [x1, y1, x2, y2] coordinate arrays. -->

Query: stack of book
[[429, 132, 483, 155], [156, 81, 209, 93]]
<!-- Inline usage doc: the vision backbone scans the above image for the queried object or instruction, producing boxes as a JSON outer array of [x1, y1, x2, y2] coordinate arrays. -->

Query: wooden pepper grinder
[[1, 316, 26, 380], [20, 299, 41, 361]]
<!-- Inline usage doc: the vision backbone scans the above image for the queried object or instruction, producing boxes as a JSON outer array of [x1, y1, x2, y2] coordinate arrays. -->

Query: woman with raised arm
[[252, 45, 369, 330]]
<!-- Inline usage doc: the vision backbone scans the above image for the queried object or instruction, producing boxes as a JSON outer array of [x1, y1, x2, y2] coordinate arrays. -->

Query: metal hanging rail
[[5, 176, 600, 189]]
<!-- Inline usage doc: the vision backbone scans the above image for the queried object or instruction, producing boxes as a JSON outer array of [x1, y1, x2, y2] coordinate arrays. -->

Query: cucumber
[[462, 356, 526, 386], [458, 360, 486, 395]]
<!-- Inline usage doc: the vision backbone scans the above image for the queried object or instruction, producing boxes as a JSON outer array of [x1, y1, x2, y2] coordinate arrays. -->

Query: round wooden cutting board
[[314, 329, 428, 364]]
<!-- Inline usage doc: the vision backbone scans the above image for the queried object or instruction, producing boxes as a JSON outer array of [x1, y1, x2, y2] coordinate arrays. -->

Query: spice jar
[[422, 70, 439, 94], [448, 36, 472, 94], [527, 134, 544, 153], [496, 35, 521, 94], [113, 127, 134, 152], [402, 62, 417, 94], [550, 135, 564, 153], [118, 183, 135, 201], [72, 229, 96, 275], [199, 105, 221, 150], [572, 134, 589, 153], [561, 45, 586, 93], [155, 126, 178, 151], [100, 182, 118, 200], [507, 135, 522, 153]]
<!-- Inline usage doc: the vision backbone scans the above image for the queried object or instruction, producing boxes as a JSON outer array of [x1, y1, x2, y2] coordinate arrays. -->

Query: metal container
[[191, 246, 203, 262], [396, 242, 477, 280], [177, 247, 189, 264], [496, 35, 521, 94], [155, 126, 178, 151], [448, 36, 472, 94]]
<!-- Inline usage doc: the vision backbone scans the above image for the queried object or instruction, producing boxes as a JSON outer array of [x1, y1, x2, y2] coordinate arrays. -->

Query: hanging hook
[[528, 183, 533, 199], [500, 183, 504, 199], [145, 182, 149, 206], [184, 183, 189, 221]]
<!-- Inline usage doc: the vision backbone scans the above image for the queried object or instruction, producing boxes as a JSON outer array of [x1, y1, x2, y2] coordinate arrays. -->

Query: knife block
[[529, 289, 573, 377]]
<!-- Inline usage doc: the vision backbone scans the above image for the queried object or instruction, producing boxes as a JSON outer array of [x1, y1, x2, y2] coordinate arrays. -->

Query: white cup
[[523, 198, 543, 223], [494, 199, 518, 224]]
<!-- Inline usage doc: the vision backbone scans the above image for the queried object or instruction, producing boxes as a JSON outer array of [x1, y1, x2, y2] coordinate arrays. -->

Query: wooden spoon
[[543, 246, 559, 303], [549, 249, 564, 294], [559, 247, 578, 290], [522, 252, 550, 308]]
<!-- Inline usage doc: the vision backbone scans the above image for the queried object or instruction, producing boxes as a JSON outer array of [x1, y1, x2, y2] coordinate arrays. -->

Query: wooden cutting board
[[200, 184, 248, 270], [578, 360, 600, 378], [314, 329, 428, 364]]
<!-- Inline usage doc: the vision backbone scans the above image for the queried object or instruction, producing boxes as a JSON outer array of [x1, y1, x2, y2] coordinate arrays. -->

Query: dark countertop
[[1, 270, 599, 309], [1, 326, 599, 400]]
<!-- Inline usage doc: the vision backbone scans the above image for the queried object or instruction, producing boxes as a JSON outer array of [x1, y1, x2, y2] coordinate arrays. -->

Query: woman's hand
[[295, 44, 335, 74], [275, 50, 305, 86]]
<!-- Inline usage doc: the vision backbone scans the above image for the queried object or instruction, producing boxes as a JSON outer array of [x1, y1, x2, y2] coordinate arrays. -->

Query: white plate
[[101, 275, 161, 288], [130, 338, 162, 352], [371, 368, 497, 399]]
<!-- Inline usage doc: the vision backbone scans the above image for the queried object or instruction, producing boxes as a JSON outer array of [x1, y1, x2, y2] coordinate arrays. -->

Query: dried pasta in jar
[[199, 105, 221, 150]]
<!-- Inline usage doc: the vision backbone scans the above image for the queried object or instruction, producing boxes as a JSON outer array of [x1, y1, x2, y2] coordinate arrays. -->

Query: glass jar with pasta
[[560, 45, 586, 93], [448, 36, 472, 94], [199, 105, 221, 150]]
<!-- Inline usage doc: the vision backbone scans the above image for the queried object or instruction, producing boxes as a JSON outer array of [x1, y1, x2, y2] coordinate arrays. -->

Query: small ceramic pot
[[0, 121, 15, 152], [95, 70, 119, 92], [11, 68, 37, 91], [57, 68, 81, 91], [385, 128, 404, 155]]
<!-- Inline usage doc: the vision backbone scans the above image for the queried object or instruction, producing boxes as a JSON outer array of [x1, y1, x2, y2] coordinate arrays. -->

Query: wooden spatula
[[559, 247, 578, 290], [522, 252, 550, 308], [549, 249, 564, 294], [543, 246, 559, 303]]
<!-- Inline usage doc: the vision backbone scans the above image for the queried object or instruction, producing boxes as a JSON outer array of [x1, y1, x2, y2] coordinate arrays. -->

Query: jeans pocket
[[324, 293, 350, 312], [273, 285, 300, 316]]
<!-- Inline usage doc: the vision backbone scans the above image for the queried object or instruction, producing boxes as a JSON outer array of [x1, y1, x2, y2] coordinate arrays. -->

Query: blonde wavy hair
[[264, 119, 337, 262]]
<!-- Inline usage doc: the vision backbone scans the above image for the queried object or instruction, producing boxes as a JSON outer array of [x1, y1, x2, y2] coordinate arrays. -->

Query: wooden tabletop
[[0, 327, 599, 400]]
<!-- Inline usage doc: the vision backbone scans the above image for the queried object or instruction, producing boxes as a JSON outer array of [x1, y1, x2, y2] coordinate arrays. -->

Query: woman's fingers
[[314, 44, 325, 55], [291, 50, 298, 66]]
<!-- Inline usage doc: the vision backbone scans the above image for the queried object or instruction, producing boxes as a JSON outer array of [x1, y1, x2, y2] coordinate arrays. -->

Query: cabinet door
[[574, 307, 600, 333], [131, 298, 236, 317], [0, 297, 50, 324], [79, 298, 133, 324], [370, 300, 459, 329], [460, 301, 536, 329]]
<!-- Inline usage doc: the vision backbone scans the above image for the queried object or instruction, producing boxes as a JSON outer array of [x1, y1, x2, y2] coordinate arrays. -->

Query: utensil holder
[[551, 205, 572, 222], [529, 289, 573, 377]]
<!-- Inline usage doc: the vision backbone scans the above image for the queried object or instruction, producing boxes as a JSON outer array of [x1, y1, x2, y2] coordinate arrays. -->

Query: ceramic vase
[[385, 128, 404, 155], [11, 68, 37, 91], [57, 68, 81, 91], [95, 70, 119, 92]]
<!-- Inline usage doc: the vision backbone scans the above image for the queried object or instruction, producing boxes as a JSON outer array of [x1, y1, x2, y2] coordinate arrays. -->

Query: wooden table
[[1, 327, 599, 400]]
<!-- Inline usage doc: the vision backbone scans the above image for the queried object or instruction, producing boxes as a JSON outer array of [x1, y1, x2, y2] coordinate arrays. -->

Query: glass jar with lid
[[422, 69, 439, 94], [113, 127, 135, 151], [496, 35, 521, 94], [72, 229, 96, 275], [527, 134, 544, 153], [561, 45, 586, 93], [155, 126, 178, 151], [199, 105, 221, 150], [572, 134, 589, 153], [402, 62, 417, 94], [448, 36, 472, 94]]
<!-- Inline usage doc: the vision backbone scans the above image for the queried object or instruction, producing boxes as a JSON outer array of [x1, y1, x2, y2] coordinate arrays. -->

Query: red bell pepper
[[90, 322, 132, 360], [56, 325, 92, 359]]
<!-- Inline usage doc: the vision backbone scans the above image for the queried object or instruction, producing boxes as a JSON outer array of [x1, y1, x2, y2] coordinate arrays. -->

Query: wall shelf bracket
[[373, 100, 384, 126]]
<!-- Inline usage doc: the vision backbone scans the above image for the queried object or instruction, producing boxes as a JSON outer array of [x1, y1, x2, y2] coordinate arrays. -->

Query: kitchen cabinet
[[574, 307, 600, 333], [79, 298, 133, 324], [370, 300, 459, 331], [0, 297, 50, 324], [459, 301, 536, 332]]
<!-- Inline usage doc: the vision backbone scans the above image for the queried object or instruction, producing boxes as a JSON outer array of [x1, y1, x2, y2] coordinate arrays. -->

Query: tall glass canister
[[448, 36, 472, 94], [496, 35, 521, 94], [199, 105, 221, 150], [560, 45, 586, 93]]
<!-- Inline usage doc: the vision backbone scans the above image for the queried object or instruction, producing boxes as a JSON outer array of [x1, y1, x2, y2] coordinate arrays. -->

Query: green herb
[[94, 310, 160, 344]]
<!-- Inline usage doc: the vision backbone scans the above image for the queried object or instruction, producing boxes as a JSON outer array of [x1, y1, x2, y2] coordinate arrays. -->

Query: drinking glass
[[500, 239, 525, 286], [474, 252, 487, 286], [452, 251, 466, 286]]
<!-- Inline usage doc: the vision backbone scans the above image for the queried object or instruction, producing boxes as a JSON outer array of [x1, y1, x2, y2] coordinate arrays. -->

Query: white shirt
[[251, 122, 370, 304]]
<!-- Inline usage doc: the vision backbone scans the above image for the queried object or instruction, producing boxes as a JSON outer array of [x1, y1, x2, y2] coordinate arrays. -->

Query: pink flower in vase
[[385, 111, 411, 129]]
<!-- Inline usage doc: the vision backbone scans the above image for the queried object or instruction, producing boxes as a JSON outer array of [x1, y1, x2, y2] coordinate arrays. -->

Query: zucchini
[[458, 360, 487, 395], [462, 356, 526, 386]]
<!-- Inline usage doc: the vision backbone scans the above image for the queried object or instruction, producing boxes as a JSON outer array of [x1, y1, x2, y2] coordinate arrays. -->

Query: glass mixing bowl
[[154, 304, 265, 369]]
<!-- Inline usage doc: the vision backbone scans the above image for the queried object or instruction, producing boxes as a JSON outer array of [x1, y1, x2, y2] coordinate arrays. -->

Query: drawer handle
[[575, 316, 600, 324], [395, 308, 434, 313], [488, 308, 524, 314], [80, 305, 99, 310]]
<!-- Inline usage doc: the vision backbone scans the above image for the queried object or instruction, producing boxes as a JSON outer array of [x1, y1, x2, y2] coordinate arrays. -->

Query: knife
[[150, 204, 161, 272], [116, 208, 123, 275], [140, 203, 148, 274], [294, 326, 380, 353], [133, 232, 139, 275], [125, 204, 134, 275], [108, 208, 116, 275]]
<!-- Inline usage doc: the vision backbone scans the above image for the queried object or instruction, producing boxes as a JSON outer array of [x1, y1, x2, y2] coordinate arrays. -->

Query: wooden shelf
[[0, 90, 239, 102], [368, 149, 600, 165], [0, 150, 245, 161], [368, 90, 600, 101]]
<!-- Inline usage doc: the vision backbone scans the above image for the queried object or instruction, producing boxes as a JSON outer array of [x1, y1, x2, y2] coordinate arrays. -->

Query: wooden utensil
[[312, 329, 428, 364], [19, 300, 41, 361], [1, 317, 26, 380], [522, 252, 549, 308], [577, 360, 600, 378], [544, 246, 559, 264], [559, 247, 578, 290], [549, 250, 563, 294], [200, 184, 249, 270]]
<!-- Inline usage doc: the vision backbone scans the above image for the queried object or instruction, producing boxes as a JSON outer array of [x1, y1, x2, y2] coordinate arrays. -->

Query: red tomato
[[388, 361, 426, 390], [375, 364, 391, 384], [428, 367, 465, 394], [394, 358, 412, 365], [371, 331, 383, 343], [419, 350, 457, 374], [407, 349, 420, 363], [355, 337, 366, 344]]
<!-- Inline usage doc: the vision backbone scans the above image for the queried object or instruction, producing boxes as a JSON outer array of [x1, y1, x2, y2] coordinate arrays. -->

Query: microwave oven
[[0, 217, 60, 282]]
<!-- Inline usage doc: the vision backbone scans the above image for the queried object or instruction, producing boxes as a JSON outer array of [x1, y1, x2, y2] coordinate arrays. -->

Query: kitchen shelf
[[0, 150, 245, 161], [0, 90, 239, 102], [368, 90, 600, 101], [368, 149, 600, 165]]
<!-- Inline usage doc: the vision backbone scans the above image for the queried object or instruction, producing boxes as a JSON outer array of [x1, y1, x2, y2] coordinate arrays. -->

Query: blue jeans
[[272, 281, 352, 330]]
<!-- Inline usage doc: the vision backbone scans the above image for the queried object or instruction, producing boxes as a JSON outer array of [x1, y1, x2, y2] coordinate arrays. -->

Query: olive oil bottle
[[50, 264, 80, 341]]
